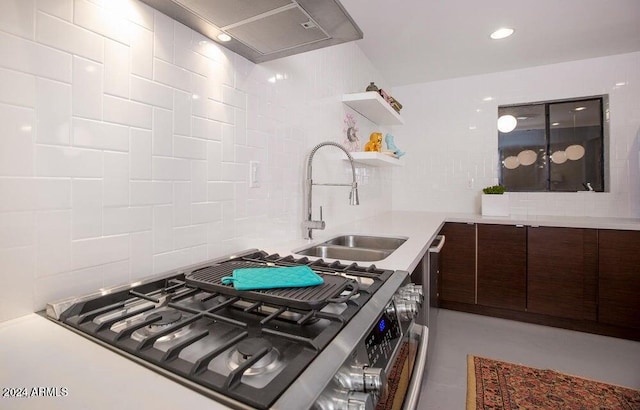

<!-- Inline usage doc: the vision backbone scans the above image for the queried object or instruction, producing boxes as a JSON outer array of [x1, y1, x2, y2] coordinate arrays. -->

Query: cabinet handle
[[429, 235, 446, 253]]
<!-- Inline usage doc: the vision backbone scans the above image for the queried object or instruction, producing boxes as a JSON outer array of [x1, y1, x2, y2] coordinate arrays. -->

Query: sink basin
[[323, 235, 407, 250], [295, 235, 407, 262]]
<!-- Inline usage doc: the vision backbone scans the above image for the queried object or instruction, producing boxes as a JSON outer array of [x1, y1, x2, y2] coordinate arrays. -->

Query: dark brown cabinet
[[598, 230, 640, 329], [438, 222, 640, 340], [439, 223, 475, 304], [477, 224, 527, 311], [527, 227, 597, 321]]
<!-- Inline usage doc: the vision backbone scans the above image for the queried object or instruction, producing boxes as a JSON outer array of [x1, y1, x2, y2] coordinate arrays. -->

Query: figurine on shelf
[[343, 113, 360, 152], [385, 133, 405, 157], [364, 132, 383, 152], [365, 82, 379, 92]]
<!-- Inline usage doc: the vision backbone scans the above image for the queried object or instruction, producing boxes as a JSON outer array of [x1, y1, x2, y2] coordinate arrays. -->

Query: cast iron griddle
[[185, 261, 357, 310]]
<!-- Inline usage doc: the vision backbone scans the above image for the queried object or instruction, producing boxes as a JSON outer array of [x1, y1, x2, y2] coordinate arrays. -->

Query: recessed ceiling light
[[483, 96, 493, 101], [217, 33, 232, 42], [490, 28, 514, 40]]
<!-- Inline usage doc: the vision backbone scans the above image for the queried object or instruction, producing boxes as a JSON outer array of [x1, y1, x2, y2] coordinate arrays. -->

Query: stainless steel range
[[45, 250, 425, 409]]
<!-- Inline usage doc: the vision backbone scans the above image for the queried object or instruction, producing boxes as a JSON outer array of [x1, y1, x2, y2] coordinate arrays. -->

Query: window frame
[[497, 95, 609, 193]]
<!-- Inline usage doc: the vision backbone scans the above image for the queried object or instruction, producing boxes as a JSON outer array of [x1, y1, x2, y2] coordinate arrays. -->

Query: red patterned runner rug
[[467, 355, 640, 409]]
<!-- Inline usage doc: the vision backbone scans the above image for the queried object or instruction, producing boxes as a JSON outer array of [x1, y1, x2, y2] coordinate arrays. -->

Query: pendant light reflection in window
[[497, 114, 517, 133], [550, 144, 585, 164], [502, 149, 538, 169]]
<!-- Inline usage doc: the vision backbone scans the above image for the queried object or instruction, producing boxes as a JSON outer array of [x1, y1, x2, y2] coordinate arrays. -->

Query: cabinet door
[[439, 223, 475, 304], [599, 230, 640, 329], [477, 224, 526, 311], [527, 227, 597, 320]]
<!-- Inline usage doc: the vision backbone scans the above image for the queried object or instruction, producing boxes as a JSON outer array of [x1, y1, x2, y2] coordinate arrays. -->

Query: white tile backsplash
[[0, 0, 35, 39], [71, 234, 128, 270], [36, 78, 71, 144], [131, 74, 173, 109], [73, 0, 132, 46], [173, 89, 191, 135], [103, 94, 152, 128], [72, 56, 103, 120], [36, 210, 71, 277], [36, 11, 103, 62], [103, 152, 129, 206], [37, 0, 73, 22], [154, 58, 190, 91], [1, 0, 391, 322], [0, 67, 36, 107], [129, 23, 153, 78], [0, 247, 35, 321], [72, 117, 129, 151], [392, 52, 640, 218], [36, 145, 103, 177], [0, 104, 35, 176], [104, 39, 130, 97], [129, 127, 152, 179], [129, 180, 154, 206], [0, 30, 72, 82], [72, 178, 102, 239], [0, 212, 35, 249], [0, 177, 36, 212]]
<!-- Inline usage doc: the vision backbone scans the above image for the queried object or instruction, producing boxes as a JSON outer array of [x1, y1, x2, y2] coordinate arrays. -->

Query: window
[[498, 96, 606, 192]]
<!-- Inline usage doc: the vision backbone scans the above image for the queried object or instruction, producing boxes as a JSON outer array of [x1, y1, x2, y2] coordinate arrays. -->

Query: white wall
[[391, 52, 640, 218], [0, 0, 392, 321]]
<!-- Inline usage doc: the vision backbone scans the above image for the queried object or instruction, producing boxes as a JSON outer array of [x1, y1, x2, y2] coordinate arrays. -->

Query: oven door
[[378, 320, 425, 410]]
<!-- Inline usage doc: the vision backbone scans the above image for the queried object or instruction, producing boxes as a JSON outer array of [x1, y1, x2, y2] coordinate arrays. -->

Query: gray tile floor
[[417, 309, 640, 409]]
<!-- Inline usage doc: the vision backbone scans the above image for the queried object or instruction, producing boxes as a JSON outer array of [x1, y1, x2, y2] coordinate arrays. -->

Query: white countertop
[[445, 212, 640, 230], [0, 314, 227, 410], [2, 210, 639, 409]]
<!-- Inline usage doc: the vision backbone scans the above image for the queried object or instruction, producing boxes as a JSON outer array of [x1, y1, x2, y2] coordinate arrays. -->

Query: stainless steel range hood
[[139, 0, 363, 63]]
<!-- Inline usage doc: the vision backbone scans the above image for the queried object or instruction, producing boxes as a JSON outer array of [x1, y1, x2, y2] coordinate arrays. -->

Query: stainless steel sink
[[323, 235, 407, 250], [295, 235, 407, 262]]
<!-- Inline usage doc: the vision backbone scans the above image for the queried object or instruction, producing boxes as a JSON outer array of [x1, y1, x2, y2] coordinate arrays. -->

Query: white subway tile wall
[[392, 52, 640, 217], [0, 0, 391, 321]]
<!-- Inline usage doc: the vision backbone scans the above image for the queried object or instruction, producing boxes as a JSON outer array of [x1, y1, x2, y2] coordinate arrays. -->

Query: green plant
[[482, 185, 506, 194]]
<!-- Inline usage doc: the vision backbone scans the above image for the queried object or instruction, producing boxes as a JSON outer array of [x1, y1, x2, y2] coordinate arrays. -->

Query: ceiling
[[339, 0, 640, 87]]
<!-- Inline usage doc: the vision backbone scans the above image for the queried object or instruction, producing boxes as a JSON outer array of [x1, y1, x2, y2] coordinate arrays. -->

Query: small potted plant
[[481, 185, 509, 216]]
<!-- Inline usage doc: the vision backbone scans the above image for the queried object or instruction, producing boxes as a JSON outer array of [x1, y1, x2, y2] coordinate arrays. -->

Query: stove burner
[[148, 309, 182, 326], [129, 309, 192, 343], [228, 337, 281, 376], [238, 338, 272, 359]]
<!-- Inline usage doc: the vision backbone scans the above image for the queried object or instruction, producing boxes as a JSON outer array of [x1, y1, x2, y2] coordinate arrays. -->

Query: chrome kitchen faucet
[[303, 141, 359, 239]]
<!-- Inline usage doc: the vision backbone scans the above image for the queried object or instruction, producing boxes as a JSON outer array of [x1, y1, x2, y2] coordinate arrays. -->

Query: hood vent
[[139, 0, 363, 63]]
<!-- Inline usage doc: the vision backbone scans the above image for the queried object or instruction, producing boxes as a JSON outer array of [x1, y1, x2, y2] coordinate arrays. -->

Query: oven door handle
[[428, 235, 445, 253], [403, 324, 429, 410]]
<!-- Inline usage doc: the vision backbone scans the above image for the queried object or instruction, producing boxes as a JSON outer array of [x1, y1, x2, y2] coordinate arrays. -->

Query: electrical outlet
[[249, 161, 260, 188]]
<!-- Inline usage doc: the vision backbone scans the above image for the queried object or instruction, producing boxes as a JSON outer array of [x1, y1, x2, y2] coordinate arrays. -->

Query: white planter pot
[[481, 194, 509, 216]]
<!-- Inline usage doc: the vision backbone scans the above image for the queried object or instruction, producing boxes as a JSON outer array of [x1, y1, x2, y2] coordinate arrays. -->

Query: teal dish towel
[[221, 266, 324, 291]]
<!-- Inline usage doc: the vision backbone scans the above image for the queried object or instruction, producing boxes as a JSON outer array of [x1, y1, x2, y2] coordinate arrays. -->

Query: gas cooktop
[[47, 250, 395, 409]]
